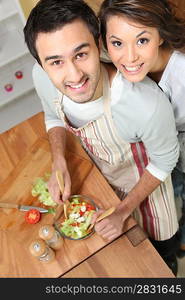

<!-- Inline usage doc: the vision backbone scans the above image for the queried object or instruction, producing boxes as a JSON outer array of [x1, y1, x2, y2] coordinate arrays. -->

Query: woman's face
[[106, 15, 163, 82]]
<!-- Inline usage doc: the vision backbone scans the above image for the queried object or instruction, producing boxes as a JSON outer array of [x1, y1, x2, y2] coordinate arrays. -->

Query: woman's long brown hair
[[99, 0, 185, 52]]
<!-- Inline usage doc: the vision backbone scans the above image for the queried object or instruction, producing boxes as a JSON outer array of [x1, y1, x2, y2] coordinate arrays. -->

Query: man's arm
[[32, 64, 71, 203], [47, 126, 71, 203]]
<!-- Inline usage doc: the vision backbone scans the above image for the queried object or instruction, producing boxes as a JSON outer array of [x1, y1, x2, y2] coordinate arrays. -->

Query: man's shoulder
[[33, 63, 49, 80], [33, 63, 57, 89], [32, 63, 58, 99]]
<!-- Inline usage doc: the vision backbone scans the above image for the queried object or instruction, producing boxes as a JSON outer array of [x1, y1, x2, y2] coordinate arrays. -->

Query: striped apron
[[53, 66, 178, 241]]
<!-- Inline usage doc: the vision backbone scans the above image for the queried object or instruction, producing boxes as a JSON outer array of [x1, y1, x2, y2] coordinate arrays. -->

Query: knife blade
[[0, 202, 48, 213]]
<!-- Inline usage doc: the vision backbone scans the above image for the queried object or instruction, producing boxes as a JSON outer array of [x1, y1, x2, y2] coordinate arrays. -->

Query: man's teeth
[[124, 65, 142, 72], [69, 80, 86, 89]]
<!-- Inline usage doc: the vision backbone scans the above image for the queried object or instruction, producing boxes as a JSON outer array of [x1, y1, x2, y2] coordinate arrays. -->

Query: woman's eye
[[137, 38, 149, 46], [111, 41, 122, 47]]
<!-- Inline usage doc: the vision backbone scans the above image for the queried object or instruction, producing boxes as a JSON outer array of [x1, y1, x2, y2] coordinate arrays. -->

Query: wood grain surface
[[0, 113, 173, 278], [1, 0, 184, 279], [0, 113, 136, 277], [63, 234, 174, 278]]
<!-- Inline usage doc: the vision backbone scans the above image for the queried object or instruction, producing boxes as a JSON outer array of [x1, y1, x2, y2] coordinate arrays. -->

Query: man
[[24, 0, 179, 274]]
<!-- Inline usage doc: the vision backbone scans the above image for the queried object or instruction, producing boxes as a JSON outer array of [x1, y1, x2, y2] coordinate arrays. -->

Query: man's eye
[[137, 38, 149, 46], [51, 60, 63, 66], [76, 52, 87, 59], [111, 41, 122, 47]]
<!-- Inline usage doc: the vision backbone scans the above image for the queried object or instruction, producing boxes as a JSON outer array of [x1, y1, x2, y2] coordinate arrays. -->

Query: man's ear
[[159, 37, 164, 46], [98, 37, 103, 52]]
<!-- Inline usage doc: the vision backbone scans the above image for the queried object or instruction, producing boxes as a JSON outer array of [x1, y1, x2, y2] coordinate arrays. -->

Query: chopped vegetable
[[31, 174, 56, 207], [25, 209, 41, 224], [47, 207, 56, 214], [59, 197, 96, 239]]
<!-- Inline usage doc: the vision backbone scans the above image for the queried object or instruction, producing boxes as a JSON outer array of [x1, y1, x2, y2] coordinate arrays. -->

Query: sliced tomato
[[25, 209, 41, 224], [86, 204, 95, 211]]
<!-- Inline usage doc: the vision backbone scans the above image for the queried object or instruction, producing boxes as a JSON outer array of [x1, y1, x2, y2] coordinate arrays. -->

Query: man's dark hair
[[24, 0, 100, 65]]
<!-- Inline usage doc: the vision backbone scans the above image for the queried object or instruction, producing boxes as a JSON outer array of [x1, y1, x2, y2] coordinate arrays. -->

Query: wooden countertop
[[63, 232, 174, 278], [0, 132, 135, 277], [0, 113, 174, 278]]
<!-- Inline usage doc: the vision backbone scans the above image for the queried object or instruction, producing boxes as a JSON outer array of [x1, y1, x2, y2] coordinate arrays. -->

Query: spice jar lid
[[39, 225, 55, 240], [29, 238, 47, 257]]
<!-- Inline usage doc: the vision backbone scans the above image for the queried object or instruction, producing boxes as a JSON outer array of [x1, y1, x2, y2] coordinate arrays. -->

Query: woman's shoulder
[[164, 50, 185, 72], [173, 50, 185, 59], [160, 51, 185, 90]]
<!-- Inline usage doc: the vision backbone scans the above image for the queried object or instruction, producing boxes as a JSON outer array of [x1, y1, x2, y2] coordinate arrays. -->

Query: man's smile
[[66, 78, 89, 92]]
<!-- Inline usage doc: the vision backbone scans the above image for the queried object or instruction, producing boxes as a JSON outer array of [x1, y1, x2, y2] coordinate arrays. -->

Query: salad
[[31, 173, 56, 207], [59, 197, 96, 239]]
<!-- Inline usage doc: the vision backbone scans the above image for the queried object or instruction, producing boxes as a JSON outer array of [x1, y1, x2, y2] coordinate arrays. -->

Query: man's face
[[36, 19, 101, 103]]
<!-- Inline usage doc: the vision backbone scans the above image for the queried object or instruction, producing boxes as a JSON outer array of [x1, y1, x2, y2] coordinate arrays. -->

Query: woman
[[99, 0, 185, 258]]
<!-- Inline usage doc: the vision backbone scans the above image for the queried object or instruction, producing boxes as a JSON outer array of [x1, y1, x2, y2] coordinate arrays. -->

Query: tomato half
[[25, 209, 41, 224]]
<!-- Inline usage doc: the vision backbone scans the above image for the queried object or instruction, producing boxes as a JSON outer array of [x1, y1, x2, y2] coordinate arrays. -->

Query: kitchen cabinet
[[0, 0, 42, 133]]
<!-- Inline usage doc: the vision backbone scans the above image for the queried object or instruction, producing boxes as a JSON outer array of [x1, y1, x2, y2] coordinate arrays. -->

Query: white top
[[101, 49, 185, 131], [32, 63, 179, 181], [159, 51, 185, 131]]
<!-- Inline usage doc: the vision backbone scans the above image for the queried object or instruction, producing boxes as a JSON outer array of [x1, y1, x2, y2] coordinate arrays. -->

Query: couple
[[24, 0, 185, 276]]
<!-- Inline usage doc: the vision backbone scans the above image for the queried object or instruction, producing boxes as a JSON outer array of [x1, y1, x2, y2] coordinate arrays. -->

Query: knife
[[0, 202, 48, 213]]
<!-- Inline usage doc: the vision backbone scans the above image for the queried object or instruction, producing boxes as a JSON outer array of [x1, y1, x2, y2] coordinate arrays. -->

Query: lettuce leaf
[[31, 174, 56, 207]]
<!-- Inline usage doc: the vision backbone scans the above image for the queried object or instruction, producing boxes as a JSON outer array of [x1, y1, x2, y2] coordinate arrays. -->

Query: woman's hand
[[91, 206, 126, 241]]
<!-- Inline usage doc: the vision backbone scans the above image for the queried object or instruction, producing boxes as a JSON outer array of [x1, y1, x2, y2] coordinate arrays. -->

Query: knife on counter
[[0, 202, 48, 213]]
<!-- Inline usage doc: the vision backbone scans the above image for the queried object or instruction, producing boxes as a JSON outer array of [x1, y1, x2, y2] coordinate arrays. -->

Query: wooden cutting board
[[0, 137, 136, 277]]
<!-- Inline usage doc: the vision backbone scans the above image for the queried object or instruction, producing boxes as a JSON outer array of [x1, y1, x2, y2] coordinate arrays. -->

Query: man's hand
[[47, 160, 71, 204]]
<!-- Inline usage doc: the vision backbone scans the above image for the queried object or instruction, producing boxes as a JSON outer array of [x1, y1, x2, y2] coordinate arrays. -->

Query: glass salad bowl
[[54, 195, 98, 240]]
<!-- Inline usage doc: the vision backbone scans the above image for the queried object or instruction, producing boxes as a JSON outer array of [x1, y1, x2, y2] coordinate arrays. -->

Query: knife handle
[[0, 202, 19, 209]]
